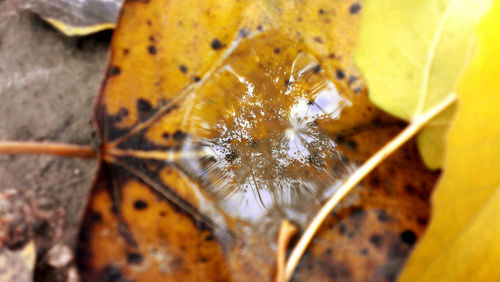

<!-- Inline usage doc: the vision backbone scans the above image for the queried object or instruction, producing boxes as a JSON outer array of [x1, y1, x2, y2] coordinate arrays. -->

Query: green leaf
[[355, 0, 490, 168], [400, 2, 500, 280]]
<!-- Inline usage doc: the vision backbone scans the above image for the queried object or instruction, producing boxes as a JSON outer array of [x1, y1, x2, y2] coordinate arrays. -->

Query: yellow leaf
[[44, 18, 116, 37], [400, 1, 500, 280], [31, 0, 122, 36], [355, 0, 490, 168]]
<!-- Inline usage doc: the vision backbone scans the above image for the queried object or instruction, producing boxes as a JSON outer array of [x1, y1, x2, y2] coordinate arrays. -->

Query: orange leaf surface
[[76, 0, 439, 280]]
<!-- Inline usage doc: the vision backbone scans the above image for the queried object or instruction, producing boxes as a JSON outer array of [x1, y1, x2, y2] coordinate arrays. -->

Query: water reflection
[[182, 45, 353, 222]]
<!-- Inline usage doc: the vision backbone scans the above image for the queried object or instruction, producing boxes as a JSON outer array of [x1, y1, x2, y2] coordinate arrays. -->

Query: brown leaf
[[76, 0, 439, 280]]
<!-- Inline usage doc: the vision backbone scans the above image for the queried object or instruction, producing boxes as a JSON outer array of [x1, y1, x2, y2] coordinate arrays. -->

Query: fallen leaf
[[75, 0, 439, 280], [355, 0, 490, 168], [400, 2, 500, 280], [0, 241, 36, 282], [28, 0, 123, 36]]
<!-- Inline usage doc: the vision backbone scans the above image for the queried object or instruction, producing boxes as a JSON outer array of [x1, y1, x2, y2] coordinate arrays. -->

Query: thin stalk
[[284, 94, 457, 281], [107, 148, 206, 161], [0, 141, 97, 159], [275, 221, 298, 282]]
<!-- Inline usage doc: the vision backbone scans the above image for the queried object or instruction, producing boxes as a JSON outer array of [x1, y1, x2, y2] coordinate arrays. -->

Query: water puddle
[[180, 32, 354, 225]]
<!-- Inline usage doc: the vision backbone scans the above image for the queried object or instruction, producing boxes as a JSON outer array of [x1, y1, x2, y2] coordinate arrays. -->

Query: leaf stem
[[107, 148, 206, 161], [275, 221, 298, 282], [0, 141, 97, 159], [284, 93, 457, 281]]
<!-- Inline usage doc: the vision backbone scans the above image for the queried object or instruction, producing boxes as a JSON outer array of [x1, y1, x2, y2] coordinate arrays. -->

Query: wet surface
[[81, 0, 441, 280], [181, 33, 355, 223]]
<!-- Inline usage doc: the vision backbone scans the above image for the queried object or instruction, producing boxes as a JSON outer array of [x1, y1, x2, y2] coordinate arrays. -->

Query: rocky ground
[[0, 0, 110, 280]]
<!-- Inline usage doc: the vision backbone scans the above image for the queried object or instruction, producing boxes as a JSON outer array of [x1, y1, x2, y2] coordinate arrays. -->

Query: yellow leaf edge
[[44, 18, 116, 37], [399, 1, 500, 281], [354, 0, 491, 170]]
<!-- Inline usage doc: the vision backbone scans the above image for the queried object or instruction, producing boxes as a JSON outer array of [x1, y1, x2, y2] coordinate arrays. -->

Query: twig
[[275, 221, 298, 282], [107, 148, 206, 161], [0, 141, 97, 159], [284, 94, 457, 281]]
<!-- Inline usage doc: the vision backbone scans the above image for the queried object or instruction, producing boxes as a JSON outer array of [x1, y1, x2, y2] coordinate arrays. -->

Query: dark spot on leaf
[[193, 76, 201, 82], [325, 248, 333, 255], [318, 9, 325, 14], [147, 45, 157, 55], [351, 208, 366, 219], [179, 64, 188, 73], [146, 19, 152, 26], [133, 199, 148, 210], [200, 257, 208, 263], [347, 139, 358, 150], [328, 53, 335, 59], [360, 248, 369, 256], [115, 108, 129, 123], [123, 48, 129, 55], [173, 130, 186, 141], [369, 234, 383, 248], [127, 252, 143, 264], [162, 132, 170, 139], [400, 230, 417, 246], [349, 3, 362, 14], [210, 38, 223, 50], [377, 210, 392, 222], [312, 65, 322, 74], [274, 48, 281, 54], [336, 69, 345, 80], [109, 66, 121, 76], [369, 176, 381, 187], [99, 264, 126, 282], [160, 211, 166, 216], [404, 184, 417, 194], [297, 17, 303, 22], [136, 98, 154, 120], [90, 211, 102, 222], [205, 234, 214, 241], [336, 135, 345, 143], [257, 25, 263, 31], [338, 223, 346, 235], [149, 35, 154, 42]]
